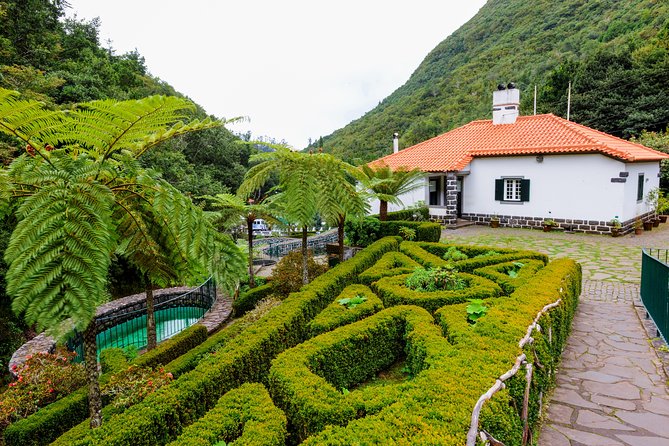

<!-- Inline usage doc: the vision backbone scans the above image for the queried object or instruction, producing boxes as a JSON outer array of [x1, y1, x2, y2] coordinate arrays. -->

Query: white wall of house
[[462, 154, 626, 221], [365, 176, 428, 216], [622, 162, 661, 221]]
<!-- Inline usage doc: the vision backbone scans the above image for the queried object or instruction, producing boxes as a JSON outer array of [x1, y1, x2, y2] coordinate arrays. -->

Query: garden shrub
[[4, 325, 207, 446], [0, 349, 86, 432], [166, 383, 286, 446], [399, 241, 450, 268], [358, 251, 421, 285], [343, 217, 380, 247], [269, 305, 450, 442], [233, 283, 273, 317], [405, 265, 466, 292], [304, 258, 581, 444], [378, 221, 441, 242], [442, 246, 469, 261], [308, 285, 383, 336], [379, 206, 429, 221], [269, 250, 328, 296], [48, 237, 400, 446], [102, 365, 173, 410], [374, 272, 502, 313], [473, 258, 546, 294]]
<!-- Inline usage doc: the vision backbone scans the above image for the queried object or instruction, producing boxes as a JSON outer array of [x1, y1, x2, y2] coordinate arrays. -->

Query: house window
[[637, 174, 644, 202], [504, 179, 522, 201], [429, 177, 440, 206], [495, 178, 530, 202]]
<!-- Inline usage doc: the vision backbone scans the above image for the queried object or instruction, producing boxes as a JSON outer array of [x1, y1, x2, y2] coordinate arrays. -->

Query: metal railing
[[258, 229, 339, 260], [640, 249, 669, 342], [68, 277, 217, 361]]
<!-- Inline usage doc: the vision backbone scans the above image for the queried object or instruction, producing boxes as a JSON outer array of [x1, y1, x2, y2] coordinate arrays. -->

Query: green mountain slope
[[314, 0, 669, 163]]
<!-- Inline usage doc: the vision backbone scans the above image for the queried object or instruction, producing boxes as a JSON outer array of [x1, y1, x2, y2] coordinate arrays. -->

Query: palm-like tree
[[0, 89, 246, 427], [206, 193, 280, 288], [239, 147, 365, 284], [359, 163, 424, 220]]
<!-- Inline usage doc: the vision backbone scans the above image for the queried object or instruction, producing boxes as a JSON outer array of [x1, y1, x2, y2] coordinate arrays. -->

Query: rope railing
[[466, 297, 563, 446]]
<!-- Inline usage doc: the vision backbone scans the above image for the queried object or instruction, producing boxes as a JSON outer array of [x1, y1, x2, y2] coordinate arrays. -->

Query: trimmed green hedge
[[373, 272, 503, 313], [269, 305, 450, 443], [358, 251, 420, 285], [378, 207, 430, 221], [378, 221, 441, 242], [166, 383, 286, 446], [4, 324, 208, 446], [399, 241, 449, 268], [49, 237, 400, 446], [303, 258, 581, 444], [232, 283, 274, 317], [308, 285, 383, 336], [473, 258, 546, 294]]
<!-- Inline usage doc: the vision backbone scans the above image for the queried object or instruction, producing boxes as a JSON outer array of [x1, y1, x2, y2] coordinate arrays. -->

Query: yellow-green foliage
[[373, 272, 502, 314], [358, 251, 421, 285], [473, 258, 546, 295], [309, 285, 383, 336], [166, 383, 286, 446], [269, 306, 450, 442]]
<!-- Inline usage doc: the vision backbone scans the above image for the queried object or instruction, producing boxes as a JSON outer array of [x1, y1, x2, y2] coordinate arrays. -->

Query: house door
[[456, 177, 463, 217]]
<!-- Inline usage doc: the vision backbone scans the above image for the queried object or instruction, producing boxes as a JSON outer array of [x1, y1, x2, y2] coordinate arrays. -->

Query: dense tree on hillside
[[0, 89, 246, 427], [310, 0, 669, 162]]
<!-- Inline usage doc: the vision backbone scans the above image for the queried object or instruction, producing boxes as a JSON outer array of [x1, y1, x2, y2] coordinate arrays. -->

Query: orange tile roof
[[372, 114, 669, 172]]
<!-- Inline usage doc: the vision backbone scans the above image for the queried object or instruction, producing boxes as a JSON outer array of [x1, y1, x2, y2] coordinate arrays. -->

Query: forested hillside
[[312, 0, 669, 163], [0, 0, 251, 382], [0, 0, 250, 196]]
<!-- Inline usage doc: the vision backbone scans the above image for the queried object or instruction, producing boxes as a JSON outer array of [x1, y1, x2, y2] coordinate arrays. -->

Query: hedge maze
[[9, 237, 581, 445]]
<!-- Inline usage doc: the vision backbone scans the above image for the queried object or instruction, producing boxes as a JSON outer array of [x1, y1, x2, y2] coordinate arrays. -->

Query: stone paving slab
[[538, 281, 669, 446]]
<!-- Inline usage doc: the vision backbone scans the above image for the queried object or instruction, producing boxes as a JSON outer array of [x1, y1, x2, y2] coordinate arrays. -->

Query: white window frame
[[504, 178, 522, 202]]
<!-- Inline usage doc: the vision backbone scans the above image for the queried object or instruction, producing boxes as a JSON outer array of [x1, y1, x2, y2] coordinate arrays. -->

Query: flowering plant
[[102, 365, 173, 409]]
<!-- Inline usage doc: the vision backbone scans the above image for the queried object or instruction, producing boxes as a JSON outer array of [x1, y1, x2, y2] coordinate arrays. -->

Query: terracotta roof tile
[[372, 114, 669, 171]]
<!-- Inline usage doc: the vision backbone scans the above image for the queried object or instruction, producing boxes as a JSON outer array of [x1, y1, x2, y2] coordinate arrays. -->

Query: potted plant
[[643, 219, 653, 231], [659, 195, 669, 223], [543, 218, 556, 232], [646, 187, 661, 225], [610, 217, 622, 237], [490, 214, 500, 228], [635, 219, 643, 235]]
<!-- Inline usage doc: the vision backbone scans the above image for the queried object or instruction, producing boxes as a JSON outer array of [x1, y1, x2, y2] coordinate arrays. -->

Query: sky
[[66, 1, 487, 149]]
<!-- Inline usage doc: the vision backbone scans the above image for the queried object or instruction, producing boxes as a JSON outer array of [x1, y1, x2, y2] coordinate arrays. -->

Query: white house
[[370, 85, 669, 234]]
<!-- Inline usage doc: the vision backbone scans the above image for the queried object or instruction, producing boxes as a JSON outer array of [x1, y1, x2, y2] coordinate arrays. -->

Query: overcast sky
[[66, 1, 487, 149]]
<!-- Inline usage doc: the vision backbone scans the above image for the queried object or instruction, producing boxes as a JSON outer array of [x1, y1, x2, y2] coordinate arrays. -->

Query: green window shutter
[[637, 174, 644, 201], [520, 179, 531, 202], [495, 179, 504, 201]]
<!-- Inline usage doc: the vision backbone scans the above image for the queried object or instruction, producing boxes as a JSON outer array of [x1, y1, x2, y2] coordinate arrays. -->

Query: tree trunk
[[247, 217, 255, 288], [83, 322, 102, 428], [337, 214, 345, 263], [145, 277, 156, 351], [379, 200, 388, 221], [302, 225, 308, 285]]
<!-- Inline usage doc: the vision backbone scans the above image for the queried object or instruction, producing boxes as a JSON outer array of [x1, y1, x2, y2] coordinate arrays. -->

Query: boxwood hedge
[[166, 383, 286, 446], [358, 251, 420, 285], [308, 285, 383, 336], [473, 258, 546, 294], [232, 283, 274, 317]]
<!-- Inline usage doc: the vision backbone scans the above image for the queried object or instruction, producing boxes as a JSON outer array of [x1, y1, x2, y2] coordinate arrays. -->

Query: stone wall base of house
[[459, 211, 657, 236]]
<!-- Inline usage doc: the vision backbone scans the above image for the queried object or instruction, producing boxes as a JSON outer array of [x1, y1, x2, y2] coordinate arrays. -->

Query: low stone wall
[[460, 211, 656, 235]]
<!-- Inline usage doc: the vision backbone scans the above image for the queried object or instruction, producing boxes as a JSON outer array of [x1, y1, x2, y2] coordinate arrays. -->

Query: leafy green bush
[[442, 246, 469, 261], [48, 238, 400, 446], [473, 259, 546, 294], [375, 272, 502, 313], [102, 365, 173, 410], [343, 217, 381, 247], [399, 241, 450, 268], [269, 305, 448, 442], [405, 265, 466, 292], [309, 285, 383, 336], [378, 206, 429, 221], [269, 250, 328, 296], [99, 348, 129, 374], [0, 349, 86, 432], [166, 383, 286, 446], [233, 283, 274, 316], [466, 299, 488, 324], [358, 251, 421, 285], [397, 226, 416, 241]]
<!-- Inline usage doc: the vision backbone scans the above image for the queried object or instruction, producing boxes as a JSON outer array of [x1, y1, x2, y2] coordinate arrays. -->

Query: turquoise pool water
[[96, 306, 204, 354]]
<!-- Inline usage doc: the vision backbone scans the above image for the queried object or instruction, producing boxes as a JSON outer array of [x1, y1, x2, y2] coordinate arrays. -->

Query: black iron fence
[[640, 248, 669, 341], [68, 277, 216, 362]]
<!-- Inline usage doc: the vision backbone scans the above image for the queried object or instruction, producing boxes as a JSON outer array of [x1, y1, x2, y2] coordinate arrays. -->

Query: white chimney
[[393, 132, 399, 153], [492, 83, 520, 125]]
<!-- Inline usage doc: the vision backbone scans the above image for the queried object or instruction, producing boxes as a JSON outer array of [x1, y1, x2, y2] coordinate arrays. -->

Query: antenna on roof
[[533, 85, 537, 116], [567, 81, 572, 121]]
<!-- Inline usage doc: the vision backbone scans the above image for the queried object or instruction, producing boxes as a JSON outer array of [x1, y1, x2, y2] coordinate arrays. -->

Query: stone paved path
[[444, 225, 669, 445]]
